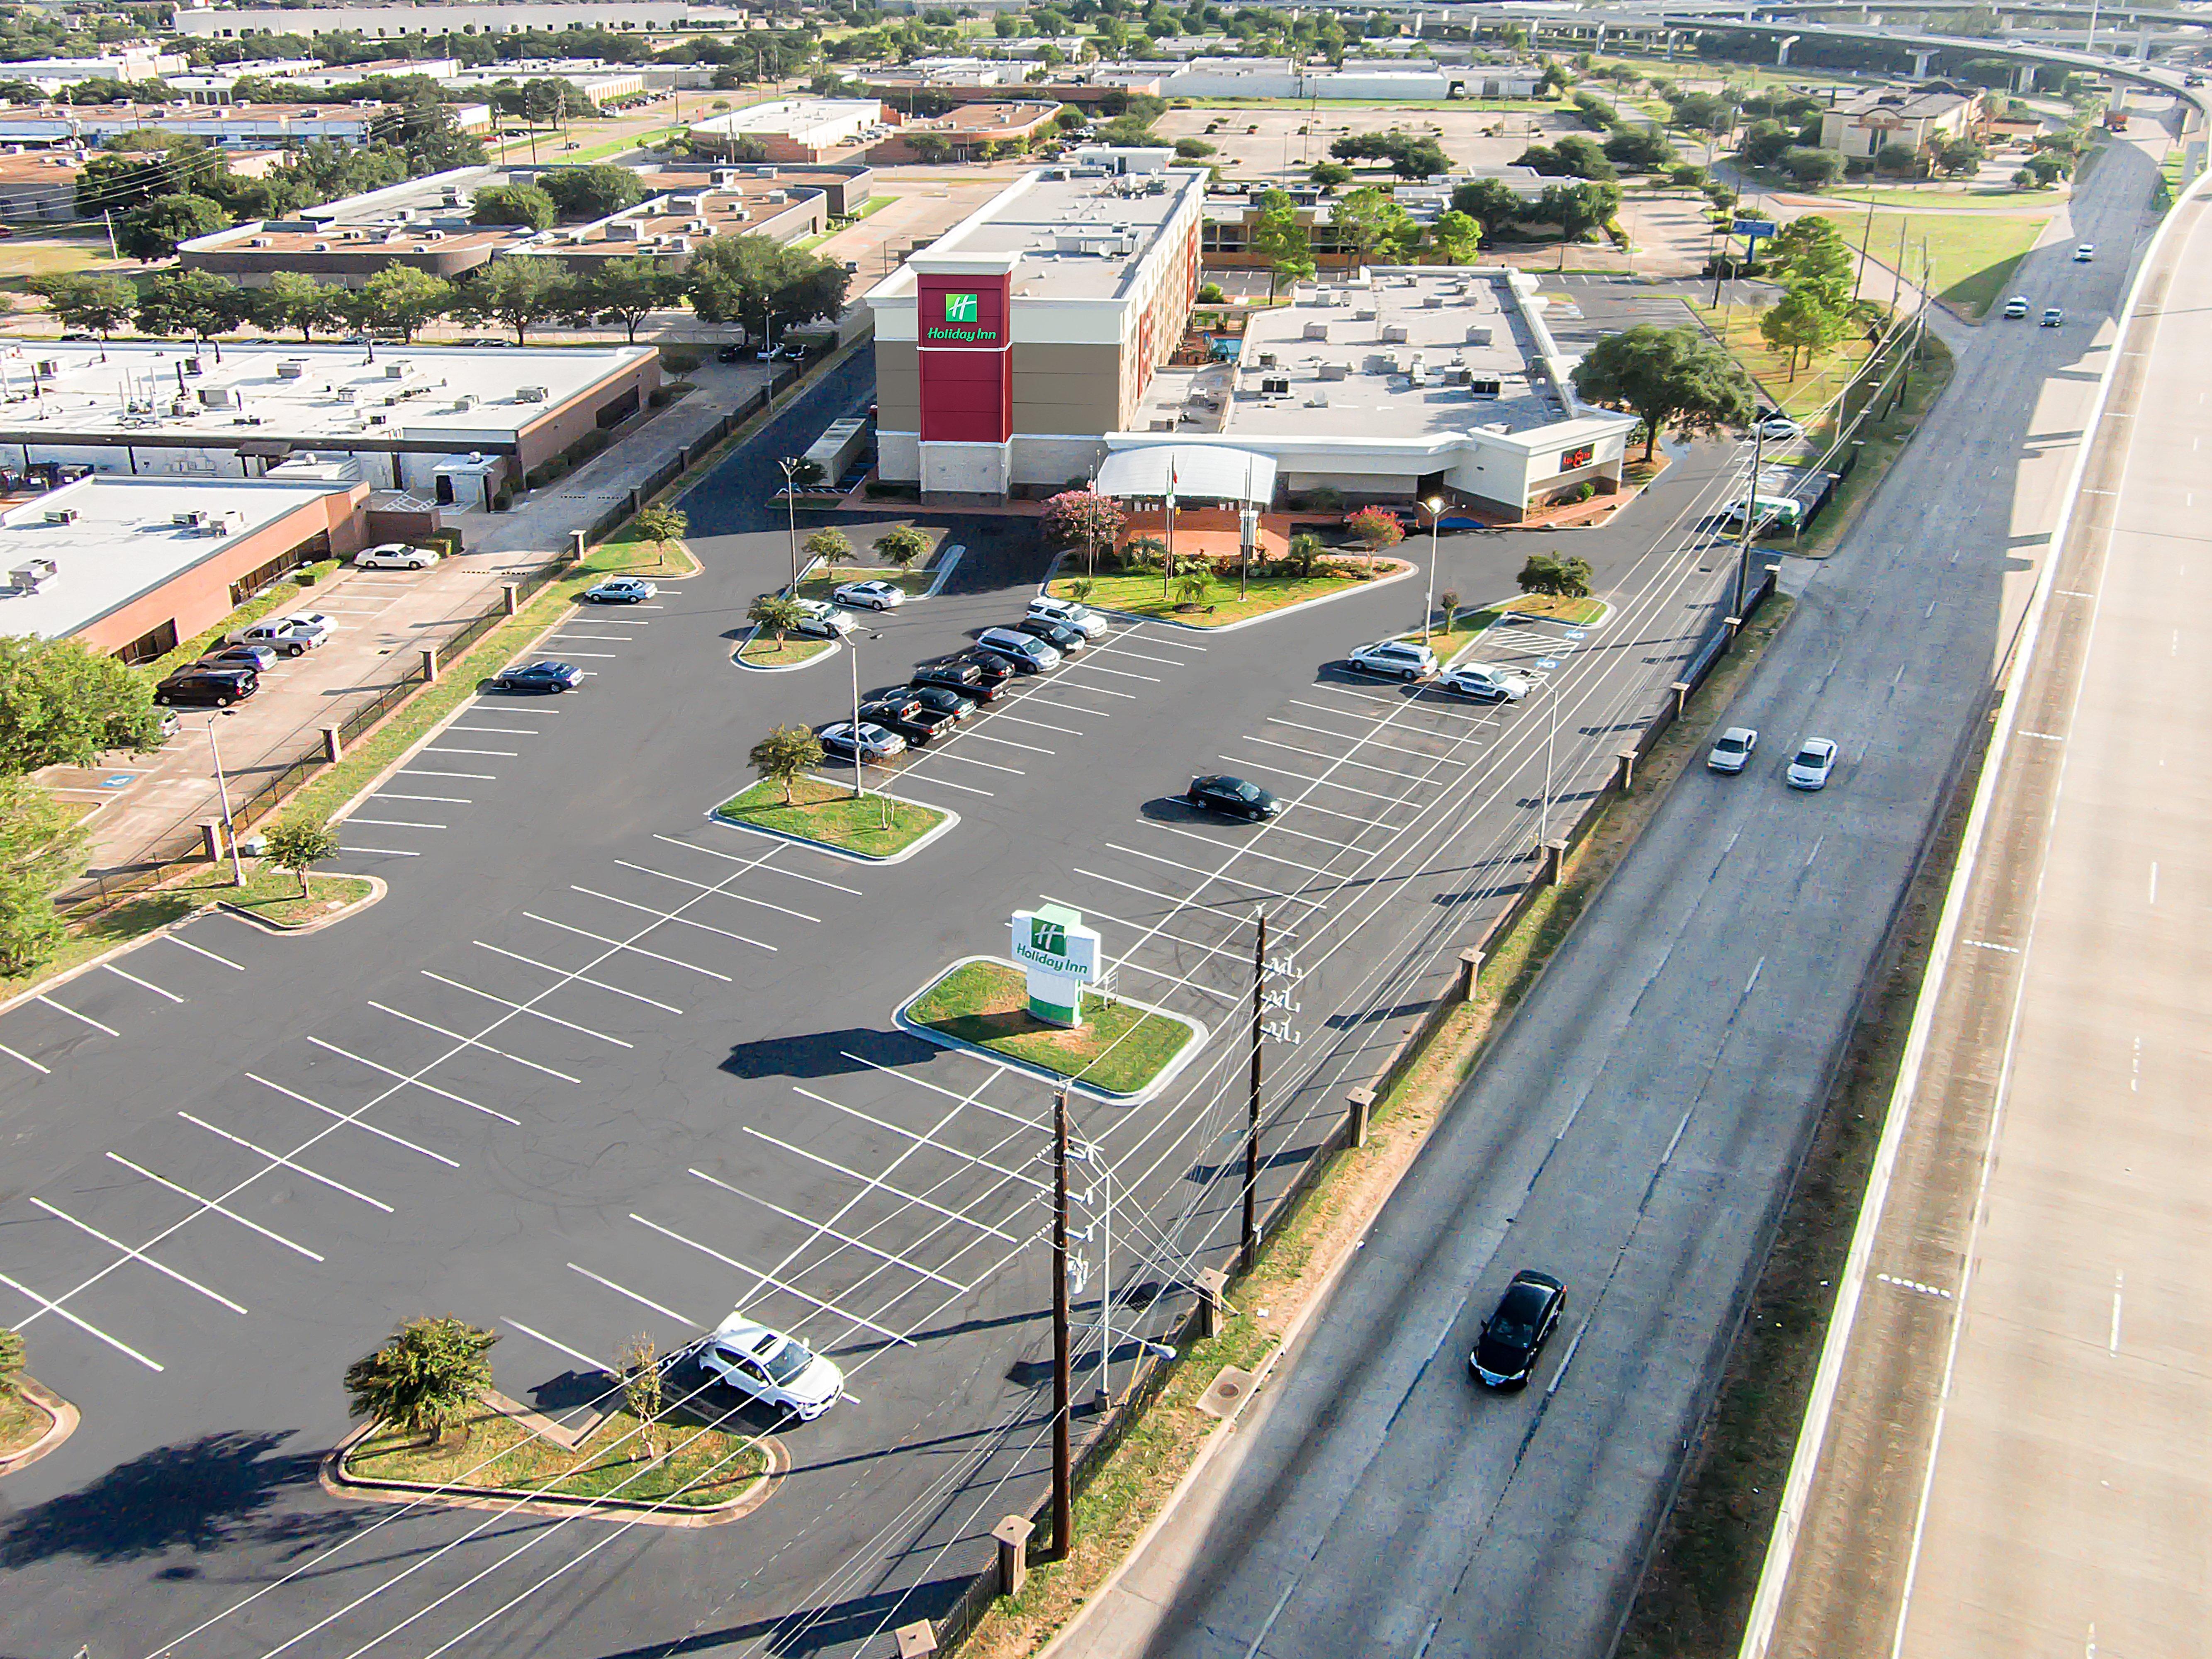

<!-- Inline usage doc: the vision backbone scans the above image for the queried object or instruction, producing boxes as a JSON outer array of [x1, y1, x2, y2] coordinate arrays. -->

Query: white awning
[[1095, 444, 1278, 506]]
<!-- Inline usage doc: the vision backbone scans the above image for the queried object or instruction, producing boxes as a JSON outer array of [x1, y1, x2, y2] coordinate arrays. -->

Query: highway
[[1048, 109, 2171, 1659], [1756, 163, 2212, 1659]]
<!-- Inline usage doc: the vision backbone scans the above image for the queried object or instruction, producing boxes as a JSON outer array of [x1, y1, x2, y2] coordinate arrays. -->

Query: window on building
[[227, 530, 331, 606], [114, 618, 178, 667]]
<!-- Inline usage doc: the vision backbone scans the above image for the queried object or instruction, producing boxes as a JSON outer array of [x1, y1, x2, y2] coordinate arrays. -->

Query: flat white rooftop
[[689, 97, 883, 140], [920, 168, 1207, 304], [0, 342, 654, 448], [0, 476, 352, 641]]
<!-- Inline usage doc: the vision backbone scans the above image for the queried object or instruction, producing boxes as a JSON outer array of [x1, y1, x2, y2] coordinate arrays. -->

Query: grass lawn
[[0, 1387, 53, 1460], [1791, 333, 1955, 558], [907, 960, 1195, 1097], [193, 864, 373, 928], [795, 564, 934, 604], [1692, 301, 1877, 423], [718, 774, 946, 860], [1496, 593, 1607, 625], [1857, 209, 2052, 317], [1043, 565, 1373, 627], [1822, 183, 2065, 209], [737, 633, 835, 668], [344, 1405, 765, 1508]]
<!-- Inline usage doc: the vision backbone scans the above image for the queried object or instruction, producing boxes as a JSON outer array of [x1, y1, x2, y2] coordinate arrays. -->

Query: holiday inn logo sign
[[927, 289, 999, 343]]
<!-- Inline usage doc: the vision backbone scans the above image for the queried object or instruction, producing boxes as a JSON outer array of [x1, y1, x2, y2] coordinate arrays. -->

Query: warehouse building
[[864, 101, 1061, 164], [173, 1, 756, 38], [0, 474, 372, 664], [686, 98, 890, 162], [0, 342, 658, 509], [0, 101, 484, 149]]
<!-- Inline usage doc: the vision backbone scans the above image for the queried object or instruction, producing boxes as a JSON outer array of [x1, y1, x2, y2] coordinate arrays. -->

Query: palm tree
[[748, 592, 806, 645], [749, 724, 824, 805]]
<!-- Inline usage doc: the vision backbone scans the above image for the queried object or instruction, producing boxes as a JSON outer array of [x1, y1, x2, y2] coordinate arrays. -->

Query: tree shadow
[[0, 1428, 347, 1570]]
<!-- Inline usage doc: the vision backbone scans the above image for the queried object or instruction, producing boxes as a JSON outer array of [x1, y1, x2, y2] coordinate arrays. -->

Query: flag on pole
[[1166, 461, 1178, 515]]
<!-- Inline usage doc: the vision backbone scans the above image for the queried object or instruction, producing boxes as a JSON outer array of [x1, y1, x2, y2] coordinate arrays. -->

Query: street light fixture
[[775, 455, 802, 591], [846, 627, 883, 800], [1421, 494, 1443, 642]]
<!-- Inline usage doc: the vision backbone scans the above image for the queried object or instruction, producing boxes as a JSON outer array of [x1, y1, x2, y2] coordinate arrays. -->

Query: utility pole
[[1735, 419, 1764, 624], [776, 455, 801, 591], [1050, 1087, 1073, 1562], [1242, 909, 1267, 1274]]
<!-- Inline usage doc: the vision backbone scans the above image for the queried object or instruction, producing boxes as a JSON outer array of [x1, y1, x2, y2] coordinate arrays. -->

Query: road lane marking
[[2149, 860, 2158, 904], [106, 1153, 323, 1261], [0, 1266, 162, 1370], [104, 964, 184, 1003], [247, 1073, 458, 1167], [29, 1197, 248, 1313], [2110, 1272, 2123, 1355], [177, 1113, 394, 1212], [1876, 1273, 1953, 1299]]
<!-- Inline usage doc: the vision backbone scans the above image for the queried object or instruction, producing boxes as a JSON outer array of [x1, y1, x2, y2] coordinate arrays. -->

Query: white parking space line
[[166, 935, 244, 970], [340, 845, 422, 858], [308, 1037, 522, 1125], [106, 1153, 324, 1262], [630, 1213, 914, 1345], [1110, 955, 1237, 1004], [1100, 842, 1303, 908], [348, 817, 446, 830], [552, 634, 638, 642], [613, 861, 820, 924], [555, 651, 621, 658], [37, 995, 118, 1036], [426, 746, 518, 757], [525, 913, 733, 980], [104, 963, 184, 1003], [248, 1073, 459, 1167], [0, 1043, 51, 1074], [28, 1197, 247, 1313], [568, 1261, 694, 1325], [371, 1001, 582, 1083], [988, 711, 1084, 737], [737, 1134, 1020, 1243], [377, 792, 471, 805], [504, 1316, 607, 1375], [1071, 864, 1288, 925], [796, 1085, 1049, 1191], [421, 970, 636, 1046], [445, 725, 538, 737], [1039, 894, 1254, 966], [1066, 660, 1161, 683], [569, 886, 777, 952], [404, 768, 497, 781], [1245, 735, 1437, 786], [1090, 642, 1185, 667], [1132, 628, 1208, 651], [1146, 821, 1329, 877], [926, 749, 1024, 775], [650, 835, 865, 896], [1261, 816, 1377, 850], [475, 941, 683, 1014], [177, 1113, 394, 1212], [690, 1169, 971, 1292], [0, 1266, 162, 1370], [1282, 796, 1393, 829], [1040, 679, 1138, 700], [1221, 756, 1416, 808], [958, 729, 1054, 756], [886, 771, 993, 798]]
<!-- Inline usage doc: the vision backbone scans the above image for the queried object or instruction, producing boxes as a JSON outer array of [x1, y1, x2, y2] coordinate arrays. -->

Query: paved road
[[0, 350, 1755, 1652], [1047, 92, 2167, 1659], [1759, 176, 2212, 1659]]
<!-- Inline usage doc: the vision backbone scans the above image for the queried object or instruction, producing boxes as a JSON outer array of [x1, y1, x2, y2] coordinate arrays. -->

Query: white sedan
[[1756, 415, 1803, 442], [583, 576, 657, 604], [1706, 726, 1759, 773], [691, 1318, 844, 1421], [354, 542, 438, 570], [833, 578, 905, 611], [1786, 737, 1838, 790], [1437, 661, 1533, 703]]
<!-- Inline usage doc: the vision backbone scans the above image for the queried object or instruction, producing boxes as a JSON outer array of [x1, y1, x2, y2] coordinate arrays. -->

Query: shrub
[[1517, 550, 1594, 596], [874, 525, 930, 568], [658, 347, 704, 373]]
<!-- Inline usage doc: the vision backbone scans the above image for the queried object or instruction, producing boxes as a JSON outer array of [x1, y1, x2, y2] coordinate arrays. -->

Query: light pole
[[1421, 494, 1443, 642], [207, 712, 242, 885], [846, 627, 882, 800], [776, 455, 801, 591]]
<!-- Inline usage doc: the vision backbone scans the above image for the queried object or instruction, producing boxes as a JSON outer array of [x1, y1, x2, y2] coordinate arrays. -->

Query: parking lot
[[0, 361, 1764, 1659]]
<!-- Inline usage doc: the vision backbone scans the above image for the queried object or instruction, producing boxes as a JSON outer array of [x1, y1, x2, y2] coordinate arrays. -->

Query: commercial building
[[0, 102, 405, 148], [0, 152, 86, 223], [3, 49, 188, 94], [686, 98, 890, 163], [1088, 56, 1538, 99], [511, 174, 831, 269], [0, 474, 371, 664], [864, 68, 1155, 107], [442, 61, 649, 104], [1818, 81, 1988, 160], [864, 102, 1061, 163], [866, 149, 1205, 499], [173, 1, 755, 39], [0, 341, 658, 508]]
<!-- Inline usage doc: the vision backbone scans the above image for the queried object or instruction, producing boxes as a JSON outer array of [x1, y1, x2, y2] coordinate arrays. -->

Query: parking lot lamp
[[847, 628, 882, 799], [207, 712, 242, 885], [776, 455, 801, 591], [1422, 494, 1443, 642]]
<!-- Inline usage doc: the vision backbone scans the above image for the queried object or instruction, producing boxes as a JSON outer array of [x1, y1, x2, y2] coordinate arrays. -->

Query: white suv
[[1346, 639, 1436, 681], [1027, 595, 1108, 638], [690, 1317, 844, 1421]]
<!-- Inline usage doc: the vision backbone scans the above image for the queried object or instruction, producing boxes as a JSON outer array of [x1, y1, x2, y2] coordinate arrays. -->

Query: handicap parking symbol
[[1536, 658, 1560, 670]]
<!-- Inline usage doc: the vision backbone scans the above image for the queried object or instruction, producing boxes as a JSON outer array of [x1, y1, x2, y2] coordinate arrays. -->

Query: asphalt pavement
[[1041, 114, 2170, 1659]]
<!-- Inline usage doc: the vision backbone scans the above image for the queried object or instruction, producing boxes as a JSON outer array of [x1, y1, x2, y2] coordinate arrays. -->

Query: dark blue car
[[493, 659, 584, 693]]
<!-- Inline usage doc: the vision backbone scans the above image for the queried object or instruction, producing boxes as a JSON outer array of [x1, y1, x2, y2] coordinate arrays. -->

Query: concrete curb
[[706, 784, 959, 866], [1039, 554, 1417, 633], [321, 1416, 788, 1528], [891, 954, 1209, 1106], [0, 1377, 78, 1477], [1731, 132, 2210, 1659], [219, 874, 388, 936], [731, 630, 841, 674]]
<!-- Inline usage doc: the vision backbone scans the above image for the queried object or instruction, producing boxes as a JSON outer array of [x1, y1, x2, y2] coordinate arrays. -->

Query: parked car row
[[153, 610, 336, 707], [1342, 636, 1538, 704]]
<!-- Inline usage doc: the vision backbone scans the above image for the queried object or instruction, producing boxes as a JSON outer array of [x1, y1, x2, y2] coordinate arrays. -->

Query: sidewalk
[[54, 358, 780, 896]]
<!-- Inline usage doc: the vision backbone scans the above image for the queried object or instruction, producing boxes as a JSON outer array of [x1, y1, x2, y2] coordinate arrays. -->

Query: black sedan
[[1015, 615, 1089, 655], [1470, 1270, 1566, 1389], [1187, 775, 1279, 822], [905, 684, 976, 723], [859, 695, 955, 744], [493, 659, 584, 693]]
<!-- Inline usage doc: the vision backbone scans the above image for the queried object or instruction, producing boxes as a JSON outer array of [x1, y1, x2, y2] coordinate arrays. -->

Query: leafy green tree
[[1450, 177, 1521, 236], [1874, 141, 1920, 177], [471, 183, 555, 230], [1172, 567, 1214, 607], [537, 163, 644, 221], [874, 525, 930, 569], [615, 1333, 664, 1457], [1737, 118, 1793, 169], [803, 527, 853, 569], [1602, 125, 1676, 172], [255, 271, 348, 343], [633, 503, 688, 565], [1329, 186, 1418, 266], [1769, 215, 1854, 308], [0, 635, 165, 771], [1572, 324, 1755, 463], [343, 1315, 498, 1446], [1040, 488, 1124, 572], [1780, 146, 1846, 190], [456, 258, 572, 344], [748, 592, 806, 645], [1517, 550, 1593, 596], [685, 235, 847, 335], [27, 272, 137, 341], [1287, 530, 1325, 577], [117, 192, 232, 260], [1248, 188, 1313, 299], [1533, 179, 1619, 244], [1426, 209, 1483, 265], [1173, 137, 1216, 159], [568, 255, 684, 343], [750, 723, 823, 804], [1308, 160, 1353, 188], [137, 269, 250, 345], [262, 813, 340, 896], [344, 265, 453, 343], [0, 777, 86, 977], [1760, 288, 1848, 377]]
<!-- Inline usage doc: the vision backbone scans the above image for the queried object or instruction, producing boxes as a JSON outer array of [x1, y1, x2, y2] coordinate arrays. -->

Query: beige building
[[1818, 83, 1987, 161]]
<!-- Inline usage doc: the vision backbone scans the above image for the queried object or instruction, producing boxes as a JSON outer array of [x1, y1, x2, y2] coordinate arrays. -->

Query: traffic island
[[734, 632, 837, 671], [0, 1376, 78, 1477], [713, 776, 955, 864], [328, 1394, 782, 1525], [216, 869, 384, 934], [896, 956, 1205, 1104], [1043, 557, 1412, 630]]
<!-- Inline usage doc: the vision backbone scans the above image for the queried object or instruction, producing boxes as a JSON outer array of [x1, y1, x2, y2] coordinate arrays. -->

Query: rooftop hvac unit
[[333, 386, 355, 402], [170, 397, 193, 416], [42, 508, 75, 525], [1465, 324, 1493, 345], [1470, 377, 1501, 396], [516, 384, 548, 402], [688, 218, 708, 233], [183, 358, 202, 375], [367, 413, 388, 425], [606, 221, 642, 241], [1354, 307, 1376, 322], [248, 236, 270, 248], [34, 359, 56, 377], [1380, 324, 1409, 344], [197, 386, 236, 409], [1261, 375, 1291, 396], [1302, 321, 1329, 341], [276, 359, 307, 379], [726, 207, 747, 221], [1256, 351, 1277, 368], [313, 241, 330, 251], [173, 508, 207, 527], [384, 362, 406, 378], [421, 230, 443, 242], [455, 394, 476, 411], [1317, 362, 1347, 381], [11, 558, 56, 588]]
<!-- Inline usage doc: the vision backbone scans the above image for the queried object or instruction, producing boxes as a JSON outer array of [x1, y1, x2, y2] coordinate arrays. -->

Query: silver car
[[1706, 726, 1758, 773], [1785, 737, 1838, 790]]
